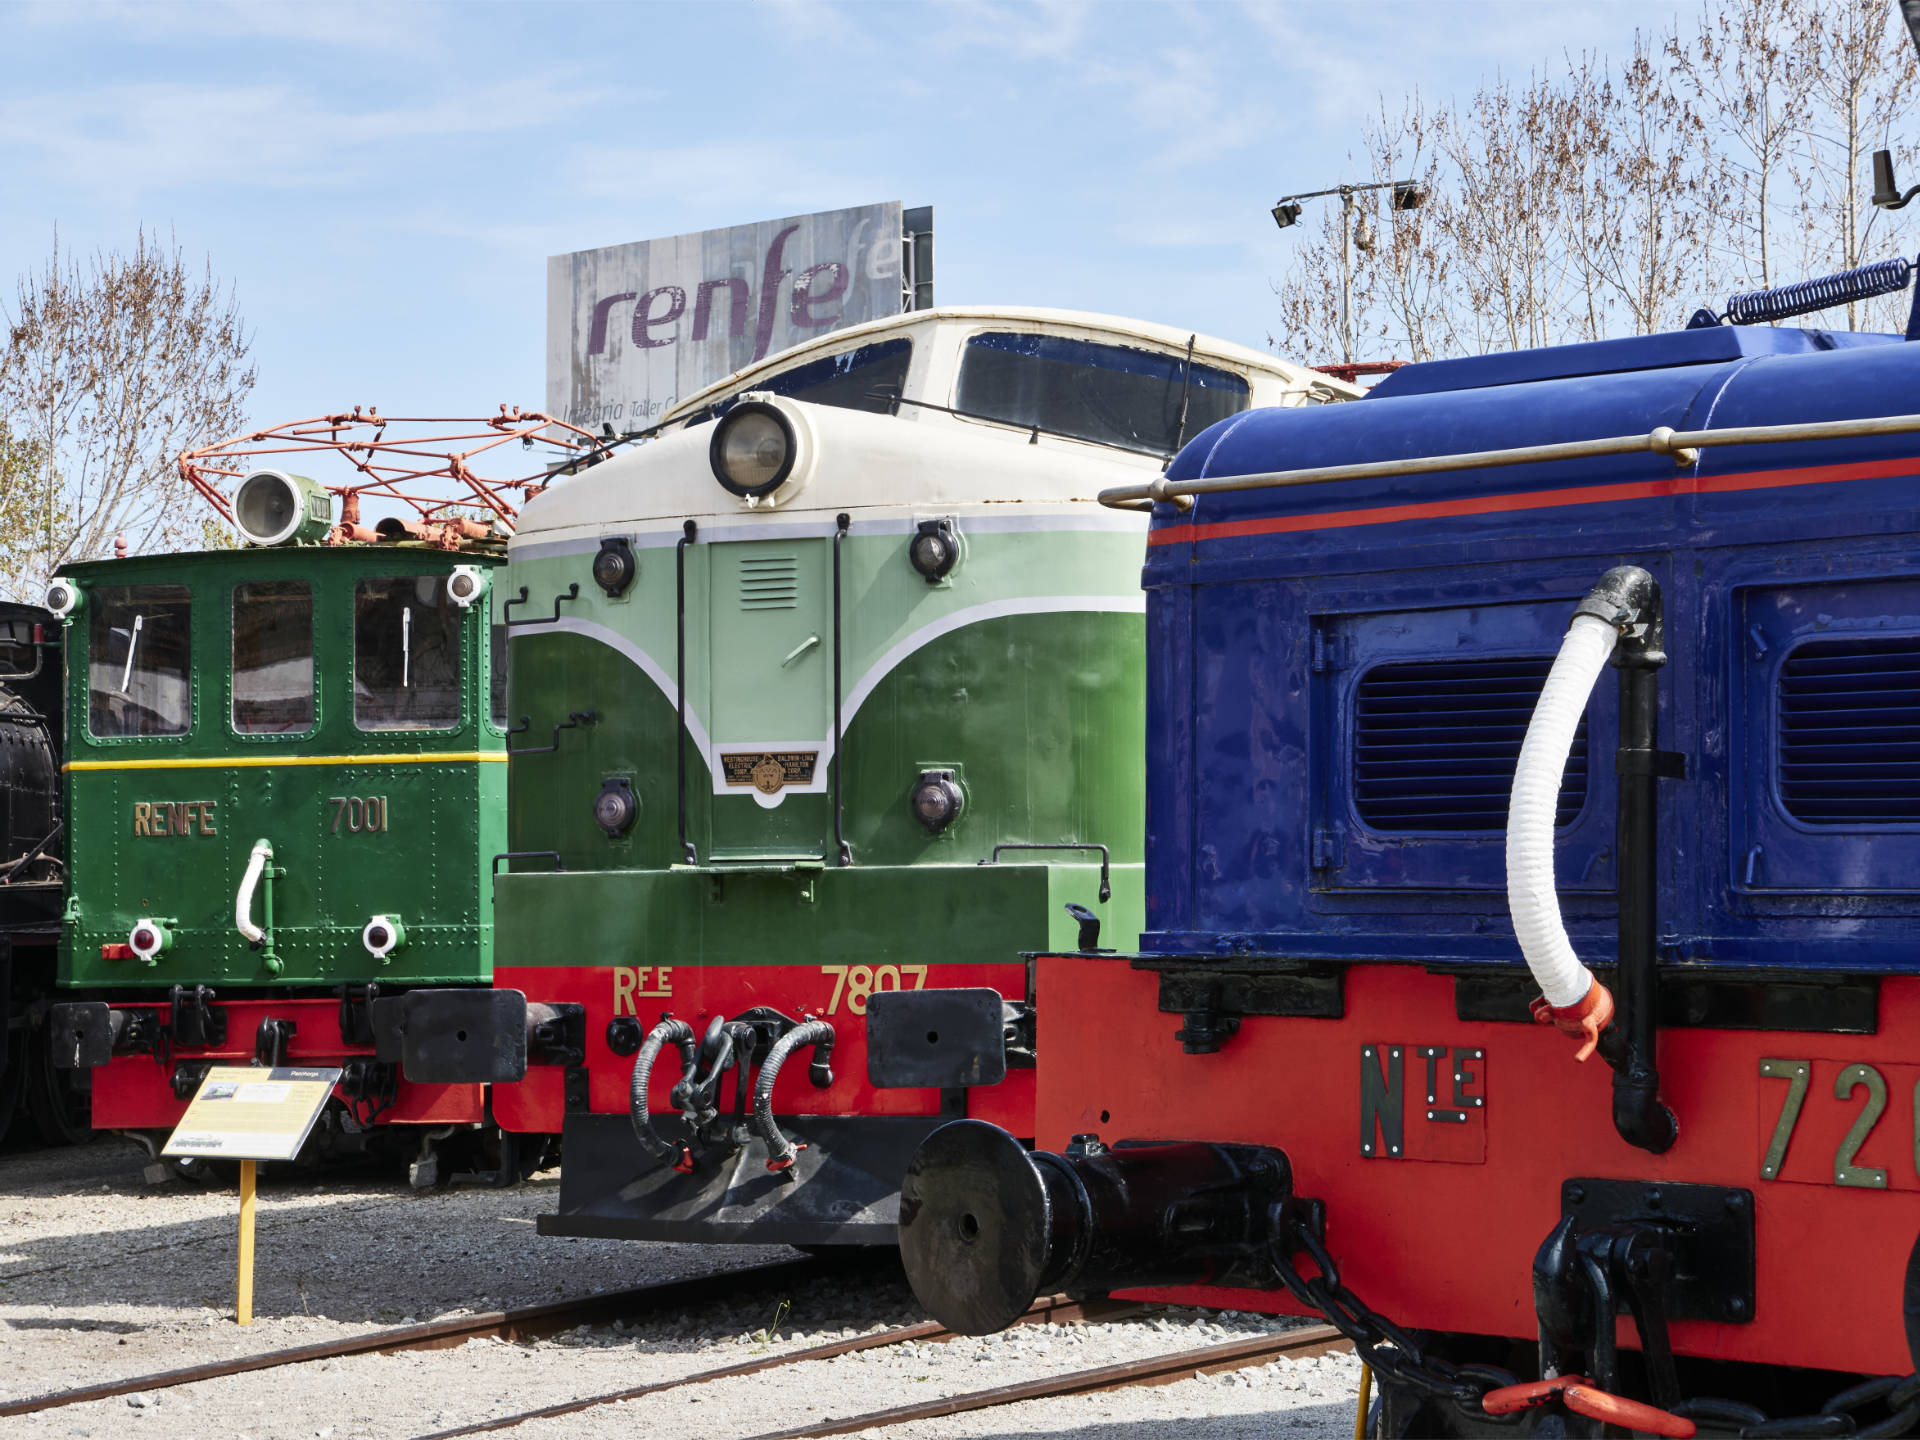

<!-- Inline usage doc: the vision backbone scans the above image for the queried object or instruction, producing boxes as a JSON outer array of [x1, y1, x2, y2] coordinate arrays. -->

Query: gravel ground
[[0, 1137, 1362, 1439]]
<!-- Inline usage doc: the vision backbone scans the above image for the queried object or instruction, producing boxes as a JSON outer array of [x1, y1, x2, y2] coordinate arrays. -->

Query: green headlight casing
[[234, 469, 335, 546]]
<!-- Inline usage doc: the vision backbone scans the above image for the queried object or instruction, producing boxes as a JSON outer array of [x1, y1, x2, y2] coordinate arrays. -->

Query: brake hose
[[630, 1017, 699, 1173], [751, 1019, 835, 1173]]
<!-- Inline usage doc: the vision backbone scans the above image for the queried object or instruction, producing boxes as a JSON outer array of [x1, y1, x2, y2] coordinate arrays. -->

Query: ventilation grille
[[1779, 634, 1920, 826], [738, 555, 798, 611], [1354, 657, 1587, 832]]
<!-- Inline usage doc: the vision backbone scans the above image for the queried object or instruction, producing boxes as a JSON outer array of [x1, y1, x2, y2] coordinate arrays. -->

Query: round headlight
[[129, 918, 171, 960], [592, 538, 636, 597], [447, 565, 487, 608], [910, 769, 964, 835], [710, 403, 796, 498], [909, 520, 960, 584], [234, 469, 332, 546], [594, 777, 639, 837], [362, 914, 406, 960], [44, 579, 81, 618]]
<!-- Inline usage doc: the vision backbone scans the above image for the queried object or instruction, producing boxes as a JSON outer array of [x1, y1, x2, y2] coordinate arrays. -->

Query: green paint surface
[[499, 521, 1147, 968], [59, 548, 505, 989]]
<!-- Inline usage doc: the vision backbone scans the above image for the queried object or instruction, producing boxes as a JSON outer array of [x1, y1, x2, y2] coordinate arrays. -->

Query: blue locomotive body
[[1146, 324, 1920, 973], [896, 318, 1920, 1434]]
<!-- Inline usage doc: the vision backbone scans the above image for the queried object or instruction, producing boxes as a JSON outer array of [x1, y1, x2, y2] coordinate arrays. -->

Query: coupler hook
[[629, 1016, 699, 1173], [751, 1018, 835, 1175]]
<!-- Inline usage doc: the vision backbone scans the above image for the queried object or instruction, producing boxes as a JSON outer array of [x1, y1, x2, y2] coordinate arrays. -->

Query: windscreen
[[354, 576, 462, 731], [687, 339, 912, 424], [956, 332, 1251, 455], [232, 580, 314, 734], [89, 585, 192, 737]]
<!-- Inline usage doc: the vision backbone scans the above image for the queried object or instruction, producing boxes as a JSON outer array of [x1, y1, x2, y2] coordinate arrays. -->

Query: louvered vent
[[1779, 634, 1920, 825], [738, 554, 798, 611], [1354, 657, 1587, 831]]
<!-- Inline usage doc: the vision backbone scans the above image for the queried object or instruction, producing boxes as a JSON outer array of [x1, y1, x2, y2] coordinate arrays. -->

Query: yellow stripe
[[65, 751, 505, 773]]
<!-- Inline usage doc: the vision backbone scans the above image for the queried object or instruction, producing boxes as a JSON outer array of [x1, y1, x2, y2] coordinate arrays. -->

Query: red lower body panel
[[1036, 955, 1919, 1377], [89, 997, 483, 1130], [492, 962, 1033, 1136]]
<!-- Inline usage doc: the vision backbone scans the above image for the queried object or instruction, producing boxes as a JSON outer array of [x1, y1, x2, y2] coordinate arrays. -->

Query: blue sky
[[1, 0, 1696, 428]]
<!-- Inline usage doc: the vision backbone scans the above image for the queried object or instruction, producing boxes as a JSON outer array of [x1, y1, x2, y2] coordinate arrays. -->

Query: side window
[[490, 624, 508, 727], [232, 581, 314, 734], [956, 332, 1250, 455], [354, 577, 462, 732], [89, 585, 192, 738]]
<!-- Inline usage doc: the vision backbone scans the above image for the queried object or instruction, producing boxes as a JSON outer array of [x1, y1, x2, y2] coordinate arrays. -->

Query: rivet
[[1389, 1146, 1400, 1155], [1426, 1111, 1435, 1120], [1566, 1185, 1586, 1205]]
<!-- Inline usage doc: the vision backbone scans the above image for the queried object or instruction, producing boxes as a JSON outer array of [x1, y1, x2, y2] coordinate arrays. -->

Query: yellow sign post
[[162, 1066, 341, 1326]]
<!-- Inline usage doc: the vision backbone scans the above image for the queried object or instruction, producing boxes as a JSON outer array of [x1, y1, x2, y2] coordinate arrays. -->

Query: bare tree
[[1793, 0, 1917, 329], [1670, 0, 1812, 291], [1269, 1, 1920, 368], [0, 230, 255, 601], [1581, 35, 1721, 335]]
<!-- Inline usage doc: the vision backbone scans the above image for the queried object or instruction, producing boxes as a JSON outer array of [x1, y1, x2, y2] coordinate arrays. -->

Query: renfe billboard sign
[[546, 202, 930, 432]]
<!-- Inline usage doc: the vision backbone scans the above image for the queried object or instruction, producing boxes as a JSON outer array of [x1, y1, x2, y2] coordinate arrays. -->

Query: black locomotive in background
[[0, 603, 82, 1148]]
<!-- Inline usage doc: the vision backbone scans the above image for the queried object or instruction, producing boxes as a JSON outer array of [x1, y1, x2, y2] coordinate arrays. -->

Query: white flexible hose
[[1507, 614, 1618, 1009], [235, 839, 273, 944]]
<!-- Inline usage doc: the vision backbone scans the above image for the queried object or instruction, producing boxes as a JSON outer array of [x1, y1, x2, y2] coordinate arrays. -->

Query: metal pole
[[237, 1159, 257, 1326], [831, 513, 852, 866], [1340, 189, 1355, 366]]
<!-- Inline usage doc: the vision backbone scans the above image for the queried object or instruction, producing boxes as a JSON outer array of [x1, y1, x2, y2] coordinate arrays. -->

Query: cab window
[[955, 331, 1251, 455], [232, 581, 314, 734], [684, 338, 913, 424], [89, 585, 192, 738], [354, 577, 462, 732]]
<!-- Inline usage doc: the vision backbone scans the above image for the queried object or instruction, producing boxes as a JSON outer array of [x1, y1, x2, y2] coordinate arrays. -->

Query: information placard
[[162, 1066, 343, 1162]]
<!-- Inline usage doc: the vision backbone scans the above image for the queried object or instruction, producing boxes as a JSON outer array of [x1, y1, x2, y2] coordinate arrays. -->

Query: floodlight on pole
[[1271, 179, 1429, 365]]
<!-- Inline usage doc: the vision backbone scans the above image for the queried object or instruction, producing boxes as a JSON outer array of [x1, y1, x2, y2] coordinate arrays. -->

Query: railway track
[[4, 1247, 1350, 1437], [742, 1326, 1352, 1440], [0, 1253, 834, 1418]]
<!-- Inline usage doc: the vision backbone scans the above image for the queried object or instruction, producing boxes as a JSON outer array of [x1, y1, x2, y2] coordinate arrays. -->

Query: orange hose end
[[1564, 1384, 1696, 1438], [1482, 1376, 1586, 1416], [1529, 980, 1615, 1062]]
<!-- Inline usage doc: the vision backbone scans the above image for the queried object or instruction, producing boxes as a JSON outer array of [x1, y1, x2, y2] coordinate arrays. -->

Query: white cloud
[[0, 71, 604, 199]]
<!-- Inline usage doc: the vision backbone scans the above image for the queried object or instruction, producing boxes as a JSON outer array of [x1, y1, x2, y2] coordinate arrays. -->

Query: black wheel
[[24, 1018, 93, 1147]]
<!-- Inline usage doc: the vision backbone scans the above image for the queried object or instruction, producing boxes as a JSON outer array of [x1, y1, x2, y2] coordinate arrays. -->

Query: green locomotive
[[478, 308, 1356, 1242], [49, 412, 589, 1179]]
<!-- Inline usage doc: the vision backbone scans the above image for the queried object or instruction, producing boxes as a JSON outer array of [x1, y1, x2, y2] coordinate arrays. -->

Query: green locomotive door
[[704, 537, 834, 861]]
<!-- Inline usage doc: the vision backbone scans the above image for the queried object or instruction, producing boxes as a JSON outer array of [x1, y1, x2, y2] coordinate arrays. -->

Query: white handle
[[235, 839, 273, 944]]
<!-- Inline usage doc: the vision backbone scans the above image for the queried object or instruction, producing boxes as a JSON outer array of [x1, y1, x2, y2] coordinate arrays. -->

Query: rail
[[0, 1256, 824, 1418], [1098, 411, 1920, 513]]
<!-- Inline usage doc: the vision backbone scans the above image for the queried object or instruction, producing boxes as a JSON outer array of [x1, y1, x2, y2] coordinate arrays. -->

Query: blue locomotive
[[896, 260, 1920, 1435]]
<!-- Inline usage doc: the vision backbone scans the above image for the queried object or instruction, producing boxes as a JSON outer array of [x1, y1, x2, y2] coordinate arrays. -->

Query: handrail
[[1099, 412, 1920, 513], [505, 710, 597, 758], [492, 850, 565, 875], [979, 842, 1112, 904], [831, 512, 852, 867], [675, 520, 697, 865], [504, 583, 581, 626]]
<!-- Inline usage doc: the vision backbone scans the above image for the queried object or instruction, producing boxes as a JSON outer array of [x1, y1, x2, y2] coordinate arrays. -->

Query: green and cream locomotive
[[477, 308, 1356, 1243]]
